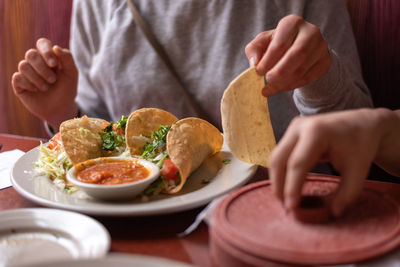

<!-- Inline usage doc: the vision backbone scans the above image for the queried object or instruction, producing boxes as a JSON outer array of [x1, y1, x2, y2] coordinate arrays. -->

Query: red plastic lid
[[212, 174, 400, 266]]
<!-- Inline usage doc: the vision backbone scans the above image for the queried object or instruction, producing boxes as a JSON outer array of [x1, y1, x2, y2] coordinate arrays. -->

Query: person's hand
[[11, 38, 78, 130], [245, 14, 331, 97], [268, 109, 392, 217]]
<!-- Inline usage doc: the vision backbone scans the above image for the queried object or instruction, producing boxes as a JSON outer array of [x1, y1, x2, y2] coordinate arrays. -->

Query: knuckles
[[25, 49, 40, 62], [18, 60, 31, 73]]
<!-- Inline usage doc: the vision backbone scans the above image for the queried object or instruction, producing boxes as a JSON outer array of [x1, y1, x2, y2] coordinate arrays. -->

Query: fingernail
[[41, 84, 49, 91], [47, 75, 56, 83], [48, 57, 57, 67], [249, 57, 255, 67], [284, 196, 296, 211]]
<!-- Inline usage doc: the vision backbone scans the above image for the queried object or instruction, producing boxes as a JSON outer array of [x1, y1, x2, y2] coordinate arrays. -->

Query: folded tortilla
[[221, 67, 276, 167]]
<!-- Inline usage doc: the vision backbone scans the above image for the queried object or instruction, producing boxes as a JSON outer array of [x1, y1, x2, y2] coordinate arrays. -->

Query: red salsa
[[75, 158, 150, 185]]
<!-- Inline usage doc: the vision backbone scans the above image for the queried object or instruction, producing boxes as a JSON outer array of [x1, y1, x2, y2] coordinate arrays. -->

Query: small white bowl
[[66, 157, 160, 201]]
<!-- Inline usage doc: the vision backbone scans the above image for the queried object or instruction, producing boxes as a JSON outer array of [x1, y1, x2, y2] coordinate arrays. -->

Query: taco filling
[[138, 125, 180, 196]]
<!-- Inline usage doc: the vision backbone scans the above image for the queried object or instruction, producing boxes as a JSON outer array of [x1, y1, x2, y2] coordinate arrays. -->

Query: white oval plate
[[0, 208, 110, 266], [11, 142, 257, 216], [28, 253, 194, 267]]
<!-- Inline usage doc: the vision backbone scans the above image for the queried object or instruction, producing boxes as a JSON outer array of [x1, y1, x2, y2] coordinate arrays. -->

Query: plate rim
[[11, 144, 257, 216], [0, 207, 110, 264]]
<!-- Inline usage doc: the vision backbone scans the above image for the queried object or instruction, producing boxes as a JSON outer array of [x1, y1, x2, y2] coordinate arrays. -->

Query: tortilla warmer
[[210, 174, 400, 266]]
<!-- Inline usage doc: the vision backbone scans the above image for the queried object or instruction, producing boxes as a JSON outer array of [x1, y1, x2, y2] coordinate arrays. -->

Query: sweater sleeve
[[70, 0, 111, 120], [293, 0, 373, 115]]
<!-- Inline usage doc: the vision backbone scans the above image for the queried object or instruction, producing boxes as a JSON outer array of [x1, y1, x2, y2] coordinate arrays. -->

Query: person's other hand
[[268, 109, 388, 217], [245, 14, 331, 97], [11, 38, 78, 130]]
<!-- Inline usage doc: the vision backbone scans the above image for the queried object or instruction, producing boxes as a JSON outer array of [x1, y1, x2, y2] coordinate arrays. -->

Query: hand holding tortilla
[[245, 14, 331, 97], [221, 67, 276, 168]]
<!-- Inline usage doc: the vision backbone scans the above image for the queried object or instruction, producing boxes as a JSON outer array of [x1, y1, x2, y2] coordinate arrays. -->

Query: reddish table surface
[[1, 133, 400, 266], [0, 133, 269, 266]]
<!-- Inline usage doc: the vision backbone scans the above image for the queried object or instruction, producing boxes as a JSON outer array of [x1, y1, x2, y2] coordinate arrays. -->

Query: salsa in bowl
[[66, 157, 160, 200]]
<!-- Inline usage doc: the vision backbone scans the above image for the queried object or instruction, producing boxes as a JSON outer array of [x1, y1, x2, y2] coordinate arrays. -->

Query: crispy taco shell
[[60, 116, 108, 164], [166, 117, 223, 194], [125, 108, 178, 156]]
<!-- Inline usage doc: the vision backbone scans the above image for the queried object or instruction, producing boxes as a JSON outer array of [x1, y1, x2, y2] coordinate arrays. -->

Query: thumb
[[52, 45, 77, 74], [245, 31, 274, 69], [331, 162, 370, 217]]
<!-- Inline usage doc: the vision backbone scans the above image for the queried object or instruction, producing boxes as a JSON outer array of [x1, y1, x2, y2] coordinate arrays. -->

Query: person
[[268, 108, 400, 217], [11, 1, 372, 147]]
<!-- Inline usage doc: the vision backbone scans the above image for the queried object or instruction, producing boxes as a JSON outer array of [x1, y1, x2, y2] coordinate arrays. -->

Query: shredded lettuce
[[34, 144, 72, 180]]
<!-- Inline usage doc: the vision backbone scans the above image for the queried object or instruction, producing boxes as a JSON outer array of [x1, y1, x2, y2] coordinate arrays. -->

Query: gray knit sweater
[[71, 0, 372, 142]]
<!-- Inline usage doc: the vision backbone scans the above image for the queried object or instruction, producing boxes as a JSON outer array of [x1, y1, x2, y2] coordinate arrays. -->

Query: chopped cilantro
[[141, 125, 171, 160], [99, 115, 127, 151], [116, 115, 128, 130], [222, 159, 231, 165], [99, 131, 124, 151]]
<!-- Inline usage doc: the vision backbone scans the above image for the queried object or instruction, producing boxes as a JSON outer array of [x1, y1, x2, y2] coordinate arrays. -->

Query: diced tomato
[[101, 121, 110, 130], [161, 158, 179, 181], [112, 124, 125, 135], [46, 132, 61, 151]]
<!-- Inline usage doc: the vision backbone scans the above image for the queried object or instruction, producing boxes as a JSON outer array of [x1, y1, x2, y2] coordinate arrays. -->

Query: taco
[[60, 116, 108, 165], [125, 108, 223, 194], [125, 108, 178, 155], [34, 115, 128, 193]]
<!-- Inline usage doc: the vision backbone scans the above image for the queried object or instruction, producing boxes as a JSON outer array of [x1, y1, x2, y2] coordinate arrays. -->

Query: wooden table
[[2, 133, 400, 266], [0, 133, 267, 266]]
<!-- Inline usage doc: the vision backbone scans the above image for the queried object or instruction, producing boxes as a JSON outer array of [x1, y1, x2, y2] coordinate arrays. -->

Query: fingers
[[11, 38, 76, 95], [248, 14, 331, 97], [331, 162, 369, 217], [11, 72, 37, 94], [269, 120, 300, 201], [245, 31, 274, 68], [266, 23, 328, 87], [257, 15, 300, 75], [25, 49, 57, 84], [17, 60, 49, 92], [283, 125, 326, 210], [53, 46, 77, 74], [36, 38, 58, 67], [269, 117, 327, 210]]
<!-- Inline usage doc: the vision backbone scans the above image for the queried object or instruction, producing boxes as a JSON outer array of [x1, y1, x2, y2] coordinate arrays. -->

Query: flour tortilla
[[60, 116, 108, 164], [125, 108, 178, 156], [166, 117, 223, 194], [221, 67, 275, 167]]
